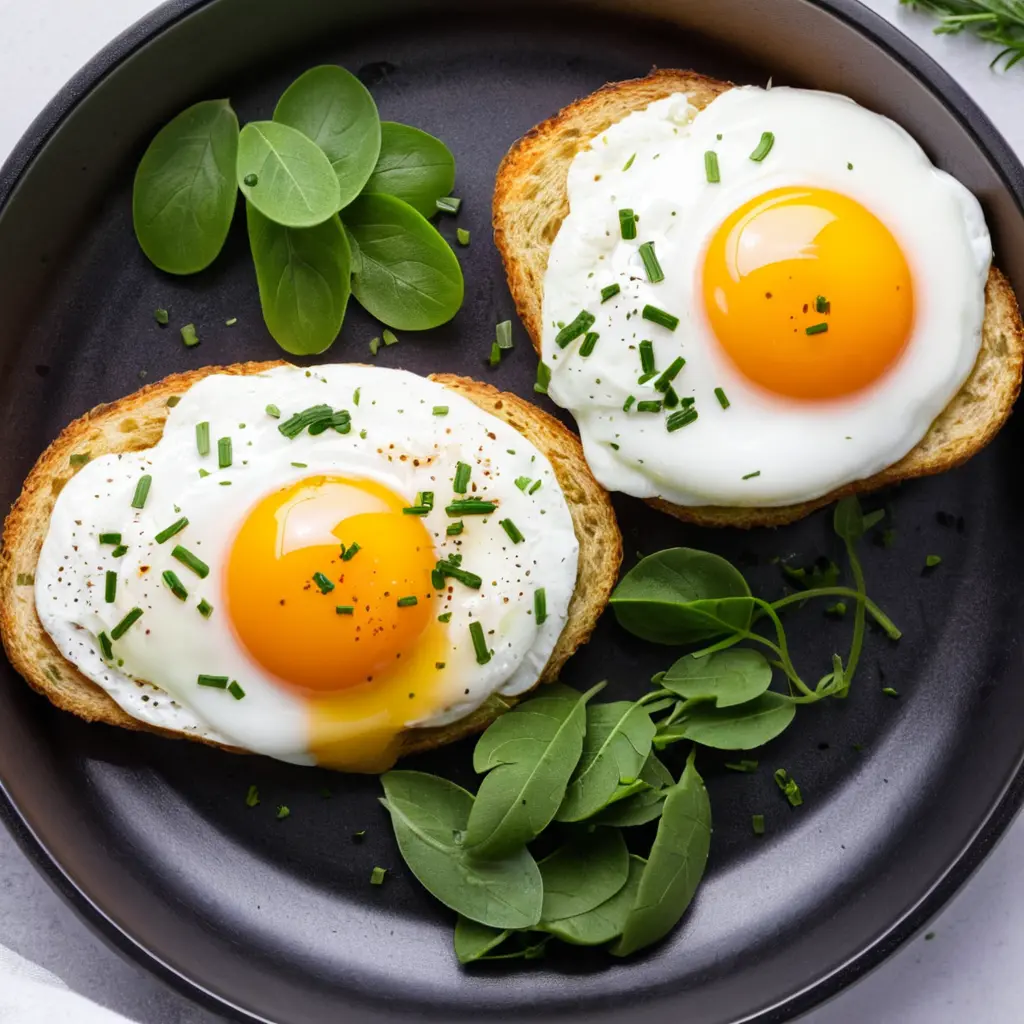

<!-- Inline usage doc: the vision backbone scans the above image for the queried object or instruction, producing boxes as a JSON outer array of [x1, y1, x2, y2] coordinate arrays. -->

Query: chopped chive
[[69, 452, 91, 468], [155, 517, 188, 544], [623, 395, 636, 412], [925, 554, 942, 568], [111, 545, 128, 558], [515, 476, 531, 491], [725, 759, 759, 772], [15, 573, 34, 586], [882, 686, 900, 698], [166, 396, 181, 407], [312, 572, 335, 594], [457, 227, 471, 246], [341, 542, 360, 562], [579, 331, 599, 357], [245, 785, 260, 808], [805, 322, 828, 336], [749, 131, 775, 162], [402, 504, 431, 516], [496, 320, 513, 349], [370, 866, 387, 885], [397, 595, 418, 607], [666, 407, 699, 432], [278, 404, 332, 439], [265, 404, 280, 419], [131, 475, 152, 509], [104, 571, 117, 603], [98, 631, 113, 659], [638, 241, 664, 283], [336, 605, 354, 615], [436, 662, 446, 670], [469, 621, 491, 664], [714, 387, 730, 409], [489, 341, 501, 367], [438, 612, 452, 623], [435, 196, 461, 214], [110, 607, 143, 640], [195, 422, 210, 456], [642, 304, 679, 331], [639, 339, 655, 374], [636, 400, 663, 413], [618, 208, 637, 240], [752, 814, 766, 835], [500, 519, 524, 544], [600, 283, 621, 302], [383, 328, 399, 347], [277, 805, 290, 820], [637, 372, 657, 386], [197, 599, 213, 619], [218, 437, 232, 468], [432, 568, 447, 589], [171, 545, 209, 579], [291, 462, 307, 468], [529, 479, 542, 495], [816, 295, 830, 314], [197, 675, 228, 691], [154, 308, 169, 326], [654, 356, 685, 392], [162, 570, 188, 600], [774, 768, 803, 807], [534, 588, 547, 625], [225, 317, 238, 326], [435, 559, 482, 589], [453, 461, 472, 494], [704, 150, 720, 183], [826, 601, 847, 618], [98, 532, 121, 545], [446, 521, 464, 536], [554, 310, 595, 349], [369, 336, 380, 356], [353, 387, 361, 406], [742, 470, 761, 480], [446, 499, 496, 516], [228, 681, 246, 700], [663, 386, 680, 409], [622, 152, 636, 171], [432, 405, 449, 416], [180, 323, 200, 348], [535, 361, 551, 394]]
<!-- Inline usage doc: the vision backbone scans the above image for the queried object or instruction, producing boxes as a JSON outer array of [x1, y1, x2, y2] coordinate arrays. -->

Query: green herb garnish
[[180, 323, 200, 348], [154, 308, 170, 325], [457, 228, 471, 246], [714, 387, 730, 409], [453, 462, 472, 494], [805, 322, 828, 336], [383, 328, 399, 347], [435, 196, 461, 214], [704, 150, 720, 183], [618, 208, 637, 240], [104, 571, 117, 603], [639, 339, 655, 374], [600, 283, 621, 302], [749, 131, 775, 161], [816, 295, 830, 314], [370, 866, 387, 885], [666, 408, 699, 432], [654, 356, 685, 392], [447, 521, 464, 536], [131, 475, 152, 509], [638, 241, 664, 283], [469, 621, 491, 664], [925, 554, 942, 568], [155, 517, 188, 544], [642, 305, 679, 331], [446, 499, 496, 516], [433, 405, 449, 416], [555, 310, 596, 349], [110, 607, 143, 640], [579, 332, 599, 357], [534, 588, 547, 625], [198, 674, 228, 688], [98, 632, 113, 659], [752, 814, 766, 835], [312, 571, 335, 594], [496, 320, 513, 349], [162, 570, 188, 601], [171, 545, 209, 578], [198, 599, 214, 618], [535, 361, 551, 394], [99, 533, 122, 545], [636, 400, 663, 413], [245, 785, 260, 808], [397, 595, 418, 607], [229, 681, 246, 700], [499, 519, 524, 544]]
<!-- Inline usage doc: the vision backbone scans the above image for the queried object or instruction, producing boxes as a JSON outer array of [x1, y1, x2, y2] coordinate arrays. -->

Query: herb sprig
[[901, 0, 1024, 68]]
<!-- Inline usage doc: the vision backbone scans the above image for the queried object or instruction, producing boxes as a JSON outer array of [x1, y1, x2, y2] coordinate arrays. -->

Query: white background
[[0, 1, 1023, 1022]]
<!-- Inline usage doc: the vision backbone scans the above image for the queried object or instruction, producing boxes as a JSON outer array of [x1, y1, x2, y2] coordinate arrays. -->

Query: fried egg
[[541, 86, 992, 507], [35, 365, 578, 771]]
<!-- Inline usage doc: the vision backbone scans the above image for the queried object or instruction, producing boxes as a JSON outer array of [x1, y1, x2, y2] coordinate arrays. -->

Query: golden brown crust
[[0, 362, 621, 761], [493, 70, 1024, 528]]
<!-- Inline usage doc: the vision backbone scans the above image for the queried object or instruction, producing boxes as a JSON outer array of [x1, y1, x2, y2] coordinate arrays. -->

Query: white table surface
[[1, 1, 1023, 1022]]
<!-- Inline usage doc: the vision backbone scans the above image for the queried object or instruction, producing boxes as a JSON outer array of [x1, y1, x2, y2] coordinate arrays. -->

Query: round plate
[[2, 1, 1024, 1022]]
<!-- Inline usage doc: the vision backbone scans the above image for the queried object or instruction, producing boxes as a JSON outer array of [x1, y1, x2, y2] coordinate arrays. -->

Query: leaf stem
[[768, 586, 901, 639]]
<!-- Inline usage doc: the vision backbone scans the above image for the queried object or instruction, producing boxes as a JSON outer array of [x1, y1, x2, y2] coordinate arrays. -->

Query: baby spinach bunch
[[132, 66, 463, 355]]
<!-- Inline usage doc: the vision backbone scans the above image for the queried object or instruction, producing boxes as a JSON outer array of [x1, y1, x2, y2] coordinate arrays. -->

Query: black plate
[[2, 1, 1023, 1022]]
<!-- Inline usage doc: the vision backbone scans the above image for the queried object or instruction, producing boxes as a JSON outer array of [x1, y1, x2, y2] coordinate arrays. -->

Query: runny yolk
[[701, 186, 914, 400], [225, 475, 448, 772]]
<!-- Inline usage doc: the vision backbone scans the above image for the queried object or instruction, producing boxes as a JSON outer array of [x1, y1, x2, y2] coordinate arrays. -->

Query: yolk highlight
[[701, 186, 914, 400]]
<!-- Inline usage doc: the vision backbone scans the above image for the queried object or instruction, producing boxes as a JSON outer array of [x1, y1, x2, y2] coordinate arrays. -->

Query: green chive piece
[[826, 601, 848, 618], [197, 599, 213, 619], [534, 588, 547, 625], [667, 408, 699, 432], [704, 150, 721, 183], [336, 605, 354, 615], [432, 405, 449, 416], [447, 521, 464, 536], [353, 387, 361, 407], [435, 196, 461, 214], [435, 559, 482, 589], [446, 499, 496, 516], [312, 572, 335, 594], [639, 339, 655, 374], [15, 573, 34, 586], [654, 356, 685, 392], [579, 331, 599, 357], [98, 532, 121, 545], [457, 227, 471, 246], [278, 404, 333, 439], [436, 662, 446, 670], [166, 396, 181, 408], [228, 680, 246, 700], [515, 476, 531, 491], [816, 295, 830, 314], [496, 320, 513, 349], [180, 323, 200, 348], [637, 372, 656, 386], [98, 632, 113, 659], [554, 310, 596, 349], [111, 545, 128, 558], [370, 866, 387, 885], [155, 517, 188, 544], [225, 317, 238, 326], [488, 340, 501, 367], [752, 814, 766, 835], [341, 542, 360, 562], [714, 387, 730, 409], [806, 322, 829, 336], [438, 612, 452, 623], [245, 785, 260, 808], [453, 461, 472, 494], [171, 545, 209, 579], [369, 336, 380, 356], [500, 519, 524, 544], [638, 241, 664, 283], [774, 768, 803, 807], [195, 422, 210, 456], [600, 283, 621, 302], [131, 475, 152, 509], [622, 152, 636, 171], [397, 595, 418, 607], [383, 328, 399, 347], [469, 621, 491, 664], [882, 686, 900, 698], [218, 437, 232, 468], [197, 674, 229, 688], [535, 361, 551, 394], [529, 479, 542, 495], [277, 805, 290, 820], [725, 759, 759, 772], [925, 554, 942, 568], [154, 308, 169, 326], [623, 395, 636, 412], [749, 131, 775, 162], [110, 607, 143, 640], [69, 453, 91, 468], [402, 504, 431, 516], [663, 386, 680, 409], [104, 571, 117, 603], [162, 570, 188, 601], [642, 305, 679, 331], [618, 208, 637, 240], [742, 470, 761, 480], [636, 400, 663, 413]]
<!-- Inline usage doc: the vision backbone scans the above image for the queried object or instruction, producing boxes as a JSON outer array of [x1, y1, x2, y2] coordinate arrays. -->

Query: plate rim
[[1, 1, 1023, 1021]]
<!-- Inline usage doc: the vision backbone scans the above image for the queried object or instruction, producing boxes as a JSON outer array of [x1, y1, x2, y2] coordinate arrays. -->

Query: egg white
[[541, 86, 992, 507]]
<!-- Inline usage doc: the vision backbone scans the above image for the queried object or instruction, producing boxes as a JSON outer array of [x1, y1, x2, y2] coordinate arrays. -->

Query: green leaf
[[237, 120, 341, 228], [273, 65, 381, 211], [453, 917, 510, 964], [610, 752, 712, 956], [593, 754, 673, 827], [611, 549, 753, 645], [556, 700, 656, 821], [361, 122, 456, 218], [538, 829, 629, 922], [540, 854, 646, 946], [463, 683, 602, 858], [379, 771, 542, 929], [343, 193, 464, 330], [133, 99, 239, 275], [246, 203, 351, 355], [662, 649, 773, 708], [659, 692, 796, 751]]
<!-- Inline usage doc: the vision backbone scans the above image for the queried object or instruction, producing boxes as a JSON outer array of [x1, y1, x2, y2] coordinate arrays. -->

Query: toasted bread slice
[[493, 70, 1024, 528], [0, 363, 622, 760]]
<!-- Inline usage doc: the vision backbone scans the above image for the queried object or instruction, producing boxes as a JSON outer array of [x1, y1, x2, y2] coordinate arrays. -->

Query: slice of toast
[[493, 69, 1024, 528], [0, 362, 622, 760]]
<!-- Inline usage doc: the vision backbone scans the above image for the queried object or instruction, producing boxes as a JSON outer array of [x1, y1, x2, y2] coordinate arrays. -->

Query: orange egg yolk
[[701, 186, 914, 400], [225, 475, 448, 772]]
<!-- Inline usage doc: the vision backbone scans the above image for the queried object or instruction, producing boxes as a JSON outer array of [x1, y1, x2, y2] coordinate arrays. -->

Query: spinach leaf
[[343, 193, 464, 330], [662, 649, 773, 708], [658, 692, 796, 751], [361, 122, 456, 218], [593, 754, 673, 827], [273, 65, 381, 211], [379, 771, 542, 929], [556, 700, 656, 822], [237, 121, 341, 228], [454, 917, 510, 964], [610, 752, 711, 957], [540, 855, 645, 946], [611, 549, 753, 645], [538, 830, 629, 922], [463, 683, 602, 858], [246, 204, 351, 355], [133, 99, 239, 275]]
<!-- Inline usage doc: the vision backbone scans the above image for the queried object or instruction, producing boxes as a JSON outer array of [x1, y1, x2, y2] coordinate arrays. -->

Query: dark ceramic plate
[[2, 1, 1024, 1022]]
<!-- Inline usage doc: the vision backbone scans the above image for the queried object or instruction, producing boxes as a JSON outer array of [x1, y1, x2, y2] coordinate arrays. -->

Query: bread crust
[[493, 70, 1024, 528], [0, 362, 622, 760]]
